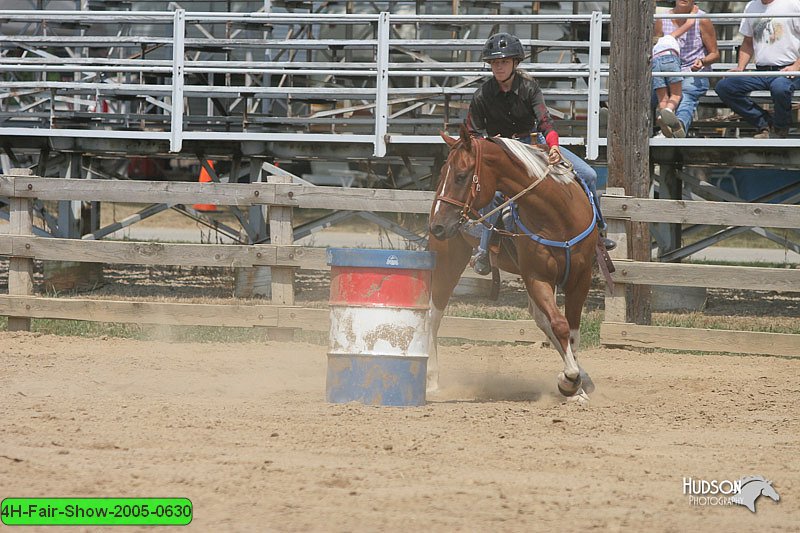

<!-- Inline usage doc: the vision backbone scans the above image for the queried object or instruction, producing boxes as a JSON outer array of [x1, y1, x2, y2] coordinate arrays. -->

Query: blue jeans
[[527, 133, 598, 198], [675, 75, 708, 131], [652, 54, 683, 90], [478, 135, 599, 254], [650, 75, 709, 132], [716, 74, 800, 131]]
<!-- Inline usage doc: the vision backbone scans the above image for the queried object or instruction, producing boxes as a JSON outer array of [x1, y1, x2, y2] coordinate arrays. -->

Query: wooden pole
[[267, 174, 295, 341], [607, 0, 653, 324], [8, 169, 34, 332]]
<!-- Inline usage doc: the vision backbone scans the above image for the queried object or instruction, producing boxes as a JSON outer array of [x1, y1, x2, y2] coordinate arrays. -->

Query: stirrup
[[601, 236, 616, 251], [471, 250, 491, 276]]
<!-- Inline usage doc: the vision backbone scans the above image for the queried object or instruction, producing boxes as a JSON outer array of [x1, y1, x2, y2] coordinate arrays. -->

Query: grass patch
[[0, 316, 274, 343], [684, 258, 797, 268], [683, 226, 796, 249], [653, 312, 800, 335], [444, 303, 528, 321], [1, 306, 793, 349]]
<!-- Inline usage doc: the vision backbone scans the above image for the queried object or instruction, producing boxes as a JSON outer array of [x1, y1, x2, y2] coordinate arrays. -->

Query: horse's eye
[[455, 172, 468, 185]]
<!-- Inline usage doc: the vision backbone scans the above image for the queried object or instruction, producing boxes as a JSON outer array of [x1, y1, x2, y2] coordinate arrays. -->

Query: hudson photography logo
[[683, 476, 781, 512]]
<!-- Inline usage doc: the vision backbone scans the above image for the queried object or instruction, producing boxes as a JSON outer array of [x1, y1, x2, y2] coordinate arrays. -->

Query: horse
[[427, 124, 599, 402], [731, 476, 780, 512]]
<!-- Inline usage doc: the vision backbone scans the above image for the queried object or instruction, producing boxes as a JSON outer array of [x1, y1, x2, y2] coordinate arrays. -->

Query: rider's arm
[[466, 96, 487, 137], [528, 80, 559, 148]]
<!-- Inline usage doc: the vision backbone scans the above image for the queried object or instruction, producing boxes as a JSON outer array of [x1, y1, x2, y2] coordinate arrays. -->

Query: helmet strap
[[498, 65, 517, 84]]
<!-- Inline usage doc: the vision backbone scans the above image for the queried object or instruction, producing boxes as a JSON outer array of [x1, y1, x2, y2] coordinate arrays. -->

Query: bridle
[[434, 137, 484, 223]]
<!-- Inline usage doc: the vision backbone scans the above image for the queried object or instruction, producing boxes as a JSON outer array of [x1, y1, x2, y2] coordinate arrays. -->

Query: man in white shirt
[[715, 0, 800, 138]]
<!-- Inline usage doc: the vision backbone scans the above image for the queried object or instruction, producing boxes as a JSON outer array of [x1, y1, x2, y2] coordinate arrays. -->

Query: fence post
[[602, 187, 628, 326], [268, 175, 295, 305], [170, 8, 186, 153], [8, 169, 34, 332], [585, 10, 603, 160], [373, 11, 390, 157]]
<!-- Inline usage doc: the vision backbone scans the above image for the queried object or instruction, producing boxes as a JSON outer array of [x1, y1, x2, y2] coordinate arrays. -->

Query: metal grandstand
[[1, 1, 798, 258]]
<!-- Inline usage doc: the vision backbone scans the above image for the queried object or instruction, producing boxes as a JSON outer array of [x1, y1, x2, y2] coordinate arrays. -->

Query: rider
[[466, 32, 615, 276]]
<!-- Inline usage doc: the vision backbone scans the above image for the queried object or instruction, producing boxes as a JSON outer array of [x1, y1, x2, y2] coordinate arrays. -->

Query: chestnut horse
[[427, 125, 599, 401]]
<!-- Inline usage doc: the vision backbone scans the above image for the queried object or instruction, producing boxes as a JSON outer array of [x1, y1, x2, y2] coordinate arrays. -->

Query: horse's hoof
[[566, 390, 590, 404], [579, 369, 596, 394], [557, 371, 582, 397]]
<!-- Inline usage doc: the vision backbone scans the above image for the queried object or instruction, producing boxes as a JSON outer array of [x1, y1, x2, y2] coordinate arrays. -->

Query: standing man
[[466, 33, 614, 275], [654, 0, 720, 138], [716, 0, 800, 138]]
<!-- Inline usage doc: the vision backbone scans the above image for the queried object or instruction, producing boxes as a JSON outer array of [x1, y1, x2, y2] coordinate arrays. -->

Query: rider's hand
[[548, 145, 562, 165]]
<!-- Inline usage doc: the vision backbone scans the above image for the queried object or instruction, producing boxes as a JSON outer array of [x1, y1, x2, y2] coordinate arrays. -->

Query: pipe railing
[[1, 9, 798, 158]]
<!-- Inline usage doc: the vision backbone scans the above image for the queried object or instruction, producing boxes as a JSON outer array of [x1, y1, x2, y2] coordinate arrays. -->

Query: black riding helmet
[[481, 33, 524, 62]]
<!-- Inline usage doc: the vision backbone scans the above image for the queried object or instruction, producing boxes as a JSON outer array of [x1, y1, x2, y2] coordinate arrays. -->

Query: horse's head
[[734, 476, 781, 512], [761, 480, 780, 502], [429, 124, 495, 241]]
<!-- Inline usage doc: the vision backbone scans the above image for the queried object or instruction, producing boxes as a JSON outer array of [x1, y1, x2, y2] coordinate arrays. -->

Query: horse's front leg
[[426, 233, 472, 393], [524, 278, 584, 398], [426, 303, 445, 392]]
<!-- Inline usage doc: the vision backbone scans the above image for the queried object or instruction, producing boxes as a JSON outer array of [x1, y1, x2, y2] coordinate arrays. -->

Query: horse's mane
[[490, 137, 574, 185], [740, 476, 770, 487]]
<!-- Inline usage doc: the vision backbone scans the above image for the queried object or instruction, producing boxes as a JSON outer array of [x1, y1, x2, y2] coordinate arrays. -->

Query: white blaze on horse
[[427, 124, 601, 402]]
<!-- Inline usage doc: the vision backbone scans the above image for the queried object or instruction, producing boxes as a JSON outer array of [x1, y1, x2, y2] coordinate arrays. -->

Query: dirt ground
[[1, 332, 798, 532]]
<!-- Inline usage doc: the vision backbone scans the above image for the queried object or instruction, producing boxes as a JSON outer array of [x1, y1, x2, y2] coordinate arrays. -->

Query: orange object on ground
[[193, 160, 217, 212]]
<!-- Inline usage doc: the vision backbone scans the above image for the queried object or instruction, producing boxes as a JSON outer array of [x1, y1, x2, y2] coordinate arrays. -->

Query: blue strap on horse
[[510, 175, 600, 289]]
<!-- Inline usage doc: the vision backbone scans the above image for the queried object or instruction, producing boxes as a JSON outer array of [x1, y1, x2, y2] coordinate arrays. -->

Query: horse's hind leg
[[524, 278, 583, 398], [564, 269, 595, 394]]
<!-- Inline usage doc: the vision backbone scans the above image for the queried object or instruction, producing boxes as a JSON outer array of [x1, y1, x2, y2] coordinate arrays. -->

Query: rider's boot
[[601, 235, 617, 251], [472, 197, 501, 276], [594, 199, 617, 251], [471, 248, 491, 276]]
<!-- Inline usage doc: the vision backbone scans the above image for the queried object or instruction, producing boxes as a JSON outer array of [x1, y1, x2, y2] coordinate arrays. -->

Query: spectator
[[654, 0, 720, 137], [466, 33, 614, 275], [716, 0, 800, 138], [653, 8, 698, 138]]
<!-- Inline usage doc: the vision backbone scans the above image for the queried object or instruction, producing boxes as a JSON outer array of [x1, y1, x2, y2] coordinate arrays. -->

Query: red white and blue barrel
[[326, 248, 436, 406]]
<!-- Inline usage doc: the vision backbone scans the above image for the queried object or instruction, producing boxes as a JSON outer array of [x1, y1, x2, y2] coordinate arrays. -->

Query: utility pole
[[607, 0, 653, 324]]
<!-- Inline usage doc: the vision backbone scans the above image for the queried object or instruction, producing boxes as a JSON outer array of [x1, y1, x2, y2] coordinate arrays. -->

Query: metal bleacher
[[0, 1, 798, 258]]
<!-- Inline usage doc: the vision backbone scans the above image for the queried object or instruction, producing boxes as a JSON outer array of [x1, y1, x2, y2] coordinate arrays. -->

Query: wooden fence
[[601, 187, 799, 357], [0, 171, 542, 344], [1, 174, 798, 355]]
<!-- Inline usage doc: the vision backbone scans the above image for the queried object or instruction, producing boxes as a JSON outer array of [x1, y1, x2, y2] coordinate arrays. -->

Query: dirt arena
[[1, 331, 797, 532]]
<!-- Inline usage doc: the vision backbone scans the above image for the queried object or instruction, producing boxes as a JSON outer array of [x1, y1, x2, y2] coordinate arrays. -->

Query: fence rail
[[0, 173, 541, 343], [601, 188, 800, 357], [1, 175, 799, 354]]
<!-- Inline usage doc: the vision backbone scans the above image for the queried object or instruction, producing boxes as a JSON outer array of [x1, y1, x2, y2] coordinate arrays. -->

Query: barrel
[[326, 248, 436, 406]]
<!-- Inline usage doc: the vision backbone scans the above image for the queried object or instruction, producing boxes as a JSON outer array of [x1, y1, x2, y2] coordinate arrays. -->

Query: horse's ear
[[458, 123, 472, 152], [440, 130, 459, 148]]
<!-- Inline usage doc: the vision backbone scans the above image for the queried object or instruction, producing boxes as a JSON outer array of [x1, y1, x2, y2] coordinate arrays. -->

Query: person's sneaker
[[772, 127, 789, 138], [659, 107, 680, 127], [672, 121, 686, 138], [754, 128, 771, 139], [655, 109, 674, 138], [471, 249, 491, 276], [601, 237, 617, 251]]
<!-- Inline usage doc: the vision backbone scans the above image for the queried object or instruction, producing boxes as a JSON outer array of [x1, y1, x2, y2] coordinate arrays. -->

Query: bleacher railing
[[1, 9, 799, 160]]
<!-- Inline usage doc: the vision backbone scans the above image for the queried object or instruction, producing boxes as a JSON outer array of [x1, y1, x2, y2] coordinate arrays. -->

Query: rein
[[434, 137, 600, 288]]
